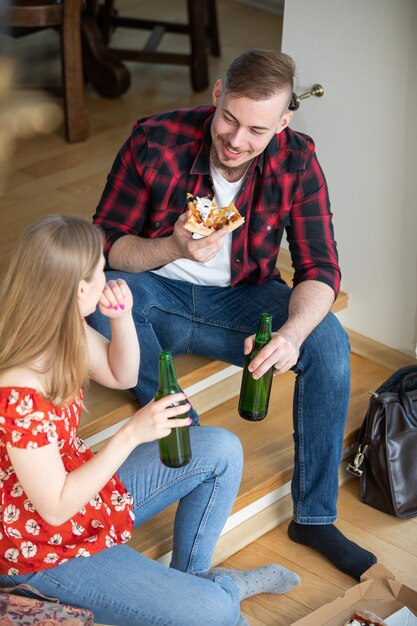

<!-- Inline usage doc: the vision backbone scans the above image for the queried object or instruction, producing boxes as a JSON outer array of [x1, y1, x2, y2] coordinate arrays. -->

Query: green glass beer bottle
[[238, 313, 273, 421], [155, 351, 192, 468]]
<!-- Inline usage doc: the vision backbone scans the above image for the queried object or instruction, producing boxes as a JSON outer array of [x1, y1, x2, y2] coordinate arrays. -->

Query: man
[[90, 49, 376, 580]]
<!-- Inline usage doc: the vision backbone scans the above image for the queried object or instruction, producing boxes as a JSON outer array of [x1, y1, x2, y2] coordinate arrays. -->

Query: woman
[[0, 215, 299, 626]]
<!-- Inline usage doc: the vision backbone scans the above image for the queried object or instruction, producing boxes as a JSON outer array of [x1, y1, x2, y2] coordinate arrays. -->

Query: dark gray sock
[[208, 564, 300, 600], [288, 521, 376, 580]]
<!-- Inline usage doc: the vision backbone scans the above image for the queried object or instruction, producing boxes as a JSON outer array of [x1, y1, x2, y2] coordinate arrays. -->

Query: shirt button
[[155, 222, 160, 228], [266, 225, 272, 231], [235, 258, 241, 264]]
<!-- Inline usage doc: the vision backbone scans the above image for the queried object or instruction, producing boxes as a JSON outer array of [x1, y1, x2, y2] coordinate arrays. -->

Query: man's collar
[[191, 111, 214, 175]]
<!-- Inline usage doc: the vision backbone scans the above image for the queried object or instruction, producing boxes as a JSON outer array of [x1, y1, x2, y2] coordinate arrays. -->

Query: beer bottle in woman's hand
[[156, 351, 192, 467]]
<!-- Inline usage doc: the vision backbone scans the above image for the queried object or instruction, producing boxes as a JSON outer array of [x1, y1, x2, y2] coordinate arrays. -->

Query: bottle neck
[[254, 315, 272, 347], [157, 355, 182, 395]]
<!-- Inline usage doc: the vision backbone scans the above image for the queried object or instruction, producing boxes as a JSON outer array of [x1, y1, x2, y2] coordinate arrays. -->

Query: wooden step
[[127, 353, 392, 561], [80, 355, 237, 442], [278, 248, 349, 315]]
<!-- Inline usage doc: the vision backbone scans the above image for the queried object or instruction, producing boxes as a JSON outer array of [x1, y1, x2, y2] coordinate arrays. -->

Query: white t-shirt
[[152, 166, 244, 287]]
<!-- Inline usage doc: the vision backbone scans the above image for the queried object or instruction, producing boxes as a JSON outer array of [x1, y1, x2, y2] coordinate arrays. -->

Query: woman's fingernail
[[120, 304, 125, 310], [107, 305, 112, 309], [188, 418, 193, 425], [113, 305, 118, 310]]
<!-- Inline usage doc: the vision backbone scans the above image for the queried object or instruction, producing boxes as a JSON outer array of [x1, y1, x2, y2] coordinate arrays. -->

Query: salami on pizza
[[184, 193, 245, 237]]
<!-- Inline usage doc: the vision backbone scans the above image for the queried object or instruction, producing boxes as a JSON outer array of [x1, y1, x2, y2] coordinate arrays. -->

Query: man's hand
[[244, 332, 300, 379], [170, 211, 229, 263]]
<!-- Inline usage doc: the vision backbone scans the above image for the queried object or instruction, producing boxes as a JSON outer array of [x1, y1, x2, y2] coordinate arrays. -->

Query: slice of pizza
[[344, 611, 388, 626], [184, 193, 245, 237]]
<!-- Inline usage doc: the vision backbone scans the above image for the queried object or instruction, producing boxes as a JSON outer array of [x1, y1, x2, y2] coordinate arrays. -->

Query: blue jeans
[[0, 427, 244, 626], [88, 272, 350, 523]]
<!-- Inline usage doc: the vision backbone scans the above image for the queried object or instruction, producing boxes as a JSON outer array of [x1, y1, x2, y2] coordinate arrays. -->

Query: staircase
[[79, 261, 396, 567]]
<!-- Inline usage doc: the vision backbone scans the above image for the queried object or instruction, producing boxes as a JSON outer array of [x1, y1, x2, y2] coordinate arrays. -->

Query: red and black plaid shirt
[[93, 106, 341, 295]]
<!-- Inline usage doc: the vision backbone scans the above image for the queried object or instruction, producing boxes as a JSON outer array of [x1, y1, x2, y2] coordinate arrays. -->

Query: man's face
[[210, 79, 293, 171]]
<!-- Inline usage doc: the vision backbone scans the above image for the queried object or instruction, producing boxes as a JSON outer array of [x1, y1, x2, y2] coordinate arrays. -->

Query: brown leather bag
[[347, 365, 417, 518]]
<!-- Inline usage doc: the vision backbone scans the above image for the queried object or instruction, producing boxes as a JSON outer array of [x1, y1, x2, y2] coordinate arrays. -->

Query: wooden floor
[[236, 480, 417, 625], [2, 2, 417, 625], [0, 0, 284, 275]]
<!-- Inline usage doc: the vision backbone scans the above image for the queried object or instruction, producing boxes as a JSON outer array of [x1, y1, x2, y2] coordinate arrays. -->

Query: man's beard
[[210, 142, 252, 180]]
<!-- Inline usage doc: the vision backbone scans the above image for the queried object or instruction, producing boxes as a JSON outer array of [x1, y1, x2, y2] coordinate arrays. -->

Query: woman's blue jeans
[[88, 272, 351, 525], [0, 427, 245, 626]]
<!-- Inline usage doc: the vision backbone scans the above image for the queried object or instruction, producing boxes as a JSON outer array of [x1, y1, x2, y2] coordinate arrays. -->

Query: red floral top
[[0, 387, 134, 575]]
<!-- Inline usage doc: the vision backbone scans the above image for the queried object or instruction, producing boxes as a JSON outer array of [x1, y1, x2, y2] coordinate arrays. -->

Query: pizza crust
[[184, 193, 245, 237]]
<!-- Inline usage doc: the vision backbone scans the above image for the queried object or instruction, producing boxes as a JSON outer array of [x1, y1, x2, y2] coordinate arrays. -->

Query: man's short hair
[[224, 49, 296, 104]]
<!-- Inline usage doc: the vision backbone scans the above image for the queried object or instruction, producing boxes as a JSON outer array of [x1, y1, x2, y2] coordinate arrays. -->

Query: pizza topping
[[191, 197, 238, 228], [185, 192, 244, 236], [194, 196, 212, 223]]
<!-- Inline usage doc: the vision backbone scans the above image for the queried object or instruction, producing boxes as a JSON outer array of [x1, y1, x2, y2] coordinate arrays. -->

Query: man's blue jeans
[[88, 271, 351, 524], [0, 428, 245, 626]]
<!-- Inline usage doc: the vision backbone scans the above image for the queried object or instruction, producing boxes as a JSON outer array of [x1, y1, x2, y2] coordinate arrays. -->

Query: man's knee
[[300, 313, 350, 373]]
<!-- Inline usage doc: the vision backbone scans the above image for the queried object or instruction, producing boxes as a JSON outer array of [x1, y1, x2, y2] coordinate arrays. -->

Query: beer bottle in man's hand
[[156, 351, 192, 467], [238, 313, 273, 421]]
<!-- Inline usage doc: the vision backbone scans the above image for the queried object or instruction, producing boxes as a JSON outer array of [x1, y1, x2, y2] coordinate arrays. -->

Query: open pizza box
[[291, 564, 417, 625]]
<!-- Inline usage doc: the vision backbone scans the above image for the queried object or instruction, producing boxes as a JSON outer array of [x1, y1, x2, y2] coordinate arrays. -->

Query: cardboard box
[[292, 564, 417, 625]]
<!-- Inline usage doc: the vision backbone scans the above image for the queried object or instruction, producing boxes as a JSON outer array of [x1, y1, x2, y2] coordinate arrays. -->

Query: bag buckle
[[347, 444, 368, 477]]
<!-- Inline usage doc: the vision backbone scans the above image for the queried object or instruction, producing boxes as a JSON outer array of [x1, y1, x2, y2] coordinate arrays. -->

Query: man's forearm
[[279, 280, 335, 347], [108, 234, 181, 272]]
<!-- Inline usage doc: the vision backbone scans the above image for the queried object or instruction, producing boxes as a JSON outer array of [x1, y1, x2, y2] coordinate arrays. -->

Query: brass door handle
[[289, 84, 324, 111]]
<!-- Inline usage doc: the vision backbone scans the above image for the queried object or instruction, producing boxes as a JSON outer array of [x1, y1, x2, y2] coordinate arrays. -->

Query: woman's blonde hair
[[0, 215, 103, 405]]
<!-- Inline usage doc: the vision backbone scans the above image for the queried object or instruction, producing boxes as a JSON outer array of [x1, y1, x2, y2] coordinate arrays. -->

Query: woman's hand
[[98, 279, 133, 318], [129, 392, 192, 445], [87, 278, 138, 389]]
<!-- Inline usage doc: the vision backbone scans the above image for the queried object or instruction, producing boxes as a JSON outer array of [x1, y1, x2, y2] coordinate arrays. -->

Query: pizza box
[[291, 564, 417, 626]]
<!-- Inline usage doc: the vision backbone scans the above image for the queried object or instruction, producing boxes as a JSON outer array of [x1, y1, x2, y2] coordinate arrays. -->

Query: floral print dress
[[0, 387, 133, 575]]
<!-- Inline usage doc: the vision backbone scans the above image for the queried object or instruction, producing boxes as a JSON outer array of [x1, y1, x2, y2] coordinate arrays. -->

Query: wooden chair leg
[[82, 0, 131, 99], [187, 0, 209, 91], [100, 0, 114, 45], [61, 0, 89, 142], [206, 0, 220, 57]]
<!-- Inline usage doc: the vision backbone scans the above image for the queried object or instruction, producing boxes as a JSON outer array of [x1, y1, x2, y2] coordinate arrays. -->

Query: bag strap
[[400, 371, 417, 424], [374, 364, 417, 395]]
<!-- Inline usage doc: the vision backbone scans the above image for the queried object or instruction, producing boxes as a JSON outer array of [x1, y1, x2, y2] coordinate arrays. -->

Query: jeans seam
[[143, 302, 254, 335], [142, 302, 193, 321], [132, 466, 217, 512], [186, 475, 220, 573], [295, 366, 305, 520], [296, 515, 337, 524], [192, 318, 254, 333]]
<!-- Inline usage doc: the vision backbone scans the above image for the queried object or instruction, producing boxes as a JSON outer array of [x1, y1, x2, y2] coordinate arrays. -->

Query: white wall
[[281, 0, 417, 357]]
